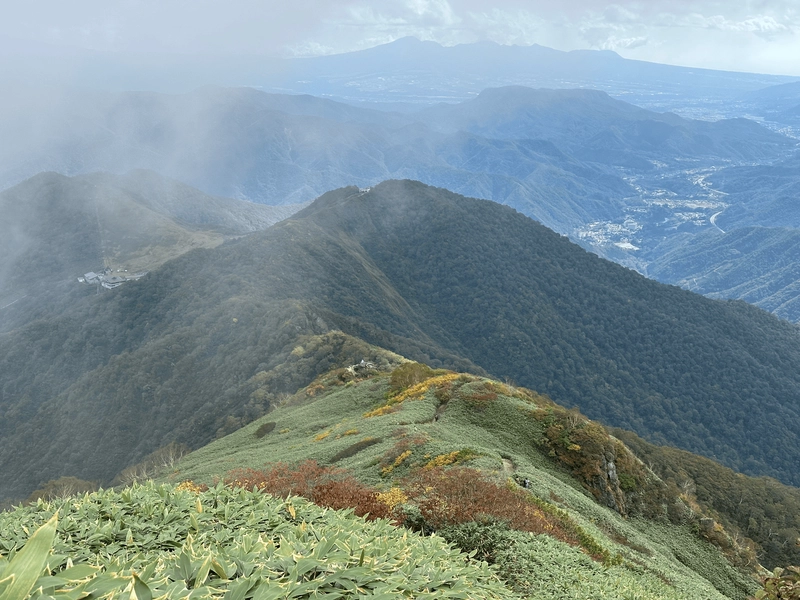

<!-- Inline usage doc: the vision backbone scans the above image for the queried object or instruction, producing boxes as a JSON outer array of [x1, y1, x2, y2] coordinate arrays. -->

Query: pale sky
[[3, 1, 800, 76]]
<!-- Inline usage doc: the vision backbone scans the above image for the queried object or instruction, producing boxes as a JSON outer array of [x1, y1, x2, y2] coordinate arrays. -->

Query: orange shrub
[[401, 467, 576, 546]]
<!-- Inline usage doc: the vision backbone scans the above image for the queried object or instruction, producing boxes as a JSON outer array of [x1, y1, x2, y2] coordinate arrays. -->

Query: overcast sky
[[3, 1, 800, 76]]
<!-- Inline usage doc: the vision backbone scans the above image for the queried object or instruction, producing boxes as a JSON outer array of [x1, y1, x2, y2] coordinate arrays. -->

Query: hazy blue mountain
[[4, 181, 800, 501], [2, 85, 793, 234], [247, 37, 798, 116], [647, 227, 800, 322], [743, 80, 800, 117], [0, 85, 636, 233], [417, 86, 794, 167], [4, 36, 796, 118]]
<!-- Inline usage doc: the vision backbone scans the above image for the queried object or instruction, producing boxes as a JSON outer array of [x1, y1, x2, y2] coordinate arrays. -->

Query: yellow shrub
[[382, 449, 413, 475], [377, 487, 408, 510], [391, 373, 461, 405], [365, 373, 462, 418], [305, 384, 324, 397], [425, 451, 461, 469], [176, 480, 204, 494], [364, 404, 398, 418], [424, 449, 478, 469]]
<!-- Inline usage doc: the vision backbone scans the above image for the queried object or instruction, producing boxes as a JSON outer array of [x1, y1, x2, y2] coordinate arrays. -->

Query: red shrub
[[225, 460, 339, 498], [224, 460, 393, 521], [311, 480, 392, 520]]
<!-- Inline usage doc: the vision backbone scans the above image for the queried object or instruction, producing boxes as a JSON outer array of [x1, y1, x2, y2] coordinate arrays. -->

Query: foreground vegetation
[[11, 362, 800, 598], [0, 475, 752, 600], [0, 483, 511, 599]]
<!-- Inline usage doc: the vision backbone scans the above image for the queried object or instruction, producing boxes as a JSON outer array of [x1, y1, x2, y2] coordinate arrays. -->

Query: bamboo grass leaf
[[131, 573, 152, 600], [0, 514, 58, 600]]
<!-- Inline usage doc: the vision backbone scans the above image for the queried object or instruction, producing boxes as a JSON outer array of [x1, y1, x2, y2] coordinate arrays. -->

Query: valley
[[576, 164, 732, 258]]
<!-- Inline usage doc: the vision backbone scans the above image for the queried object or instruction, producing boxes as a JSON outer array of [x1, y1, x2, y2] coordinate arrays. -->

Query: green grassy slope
[[169, 366, 756, 600]]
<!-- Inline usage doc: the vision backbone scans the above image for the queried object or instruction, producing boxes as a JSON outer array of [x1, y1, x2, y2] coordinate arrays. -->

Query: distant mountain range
[[260, 37, 796, 112], [6, 36, 796, 118], [417, 86, 791, 167], [3, 181, 800, 504], [0, 84, 792, 225], [2, 82, 799, 323]]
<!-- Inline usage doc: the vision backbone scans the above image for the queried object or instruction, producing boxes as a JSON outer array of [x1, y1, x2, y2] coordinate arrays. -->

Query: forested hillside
[[3, 180, 800, 501], [295, 182, 800, 483]]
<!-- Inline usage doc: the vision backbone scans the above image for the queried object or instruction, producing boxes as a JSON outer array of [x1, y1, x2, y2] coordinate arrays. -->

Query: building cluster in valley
[[78, 268, 148, 289]]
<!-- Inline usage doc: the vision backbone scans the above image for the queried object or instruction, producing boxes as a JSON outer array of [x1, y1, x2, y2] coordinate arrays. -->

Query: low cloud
[[464, 9, 547, 46], [600, 35, 649, 51], [693, 13, 793, 39]]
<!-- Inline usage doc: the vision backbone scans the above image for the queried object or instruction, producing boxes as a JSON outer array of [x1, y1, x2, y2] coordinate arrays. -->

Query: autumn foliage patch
[[224, 461, 616, 563], [224, 460, 393, 521], [401, 468, 574, 542]]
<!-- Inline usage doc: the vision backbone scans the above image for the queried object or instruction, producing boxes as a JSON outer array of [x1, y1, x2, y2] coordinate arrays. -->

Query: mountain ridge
[[166, 359, 789, 588], [3, 180, 800, 502], [274, 37, 796, 111]]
